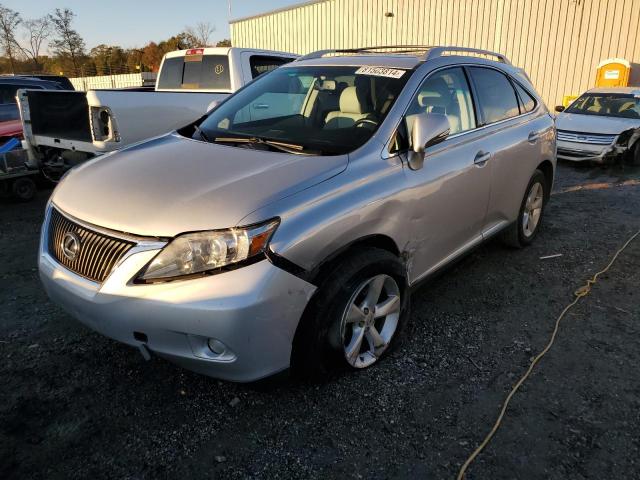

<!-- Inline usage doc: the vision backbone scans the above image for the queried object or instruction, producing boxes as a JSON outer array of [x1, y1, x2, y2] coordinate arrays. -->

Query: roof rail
[[296, 45, 511, 65], [424, 46, 511, 64], [296, 45, 434, 62]]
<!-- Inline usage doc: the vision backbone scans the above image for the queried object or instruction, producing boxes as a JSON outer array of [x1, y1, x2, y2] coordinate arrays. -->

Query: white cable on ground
[[457, 228, 640, 480]]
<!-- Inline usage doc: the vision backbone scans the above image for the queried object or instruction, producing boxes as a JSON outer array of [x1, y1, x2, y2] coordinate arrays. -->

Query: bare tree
[[0, 4, 21, 73], [19, 16, 50, 71], [185, 21, 215, 47], [49, 8, 85, 74]]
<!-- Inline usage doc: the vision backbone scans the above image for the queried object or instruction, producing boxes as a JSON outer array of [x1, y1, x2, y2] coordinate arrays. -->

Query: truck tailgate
[[26, 90, 91, 142]]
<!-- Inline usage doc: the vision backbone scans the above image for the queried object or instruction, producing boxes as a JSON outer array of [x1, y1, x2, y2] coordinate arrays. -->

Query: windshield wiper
[[214, 136, 313, 155]]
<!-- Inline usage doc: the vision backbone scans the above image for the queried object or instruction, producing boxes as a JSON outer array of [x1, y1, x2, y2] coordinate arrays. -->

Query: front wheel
[[501, 169, 547, 248], [291, 248, 409, 378]]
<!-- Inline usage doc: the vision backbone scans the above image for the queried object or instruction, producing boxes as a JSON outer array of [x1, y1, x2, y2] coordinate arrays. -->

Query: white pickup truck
[[17, 47, 297, 179]]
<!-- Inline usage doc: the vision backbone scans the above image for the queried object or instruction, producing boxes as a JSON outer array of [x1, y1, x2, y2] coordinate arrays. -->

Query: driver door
[[399, 67, 492, 283]]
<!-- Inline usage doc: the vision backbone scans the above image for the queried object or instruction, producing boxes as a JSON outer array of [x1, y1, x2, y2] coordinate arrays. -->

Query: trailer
[[0, 138, 38, 202]]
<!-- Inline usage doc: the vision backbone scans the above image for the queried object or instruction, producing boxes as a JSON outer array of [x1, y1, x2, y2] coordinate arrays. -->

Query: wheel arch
[[306, 234, 403, 288], [536, 159, 554, 199]]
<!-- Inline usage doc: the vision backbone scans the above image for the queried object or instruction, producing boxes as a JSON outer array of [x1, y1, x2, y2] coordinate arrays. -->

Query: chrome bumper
[[39, 215, 316, 382]]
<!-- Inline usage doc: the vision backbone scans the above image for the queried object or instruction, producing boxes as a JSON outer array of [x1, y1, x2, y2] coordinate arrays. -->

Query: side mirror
[[206, 100, 220, 113], [554, 105, 565, 113], [408, 113, 450, 170]]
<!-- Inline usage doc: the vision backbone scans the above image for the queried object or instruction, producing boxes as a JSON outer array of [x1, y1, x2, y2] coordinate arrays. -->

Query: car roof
[[586, 87, 640, 95], [0, 76, 61, 88], [164, 47, 298, 59], [288, 45, 511, 70]]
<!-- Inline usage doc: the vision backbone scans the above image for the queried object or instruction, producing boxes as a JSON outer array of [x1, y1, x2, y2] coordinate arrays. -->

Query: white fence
[[70, 72, 157, 91]]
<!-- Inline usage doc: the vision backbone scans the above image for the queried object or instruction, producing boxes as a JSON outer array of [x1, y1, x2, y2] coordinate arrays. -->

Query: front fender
[[240, 156, 410, 277]]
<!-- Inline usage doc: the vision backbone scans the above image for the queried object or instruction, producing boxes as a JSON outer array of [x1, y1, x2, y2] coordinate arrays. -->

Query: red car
[[0, 119, 23, 143]]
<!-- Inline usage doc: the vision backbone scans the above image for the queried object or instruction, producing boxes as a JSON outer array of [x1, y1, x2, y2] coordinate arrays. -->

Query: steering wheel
[[353, 117, 379, 129]]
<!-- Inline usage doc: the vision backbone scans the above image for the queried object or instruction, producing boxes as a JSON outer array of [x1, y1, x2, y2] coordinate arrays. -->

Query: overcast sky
[[4, 0, 302, 50]]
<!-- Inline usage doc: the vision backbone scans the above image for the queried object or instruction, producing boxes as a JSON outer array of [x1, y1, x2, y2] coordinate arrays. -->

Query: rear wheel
[[291, 248, 409, 378], [501, 170, 547, 248], [11, 177, 37, 202]]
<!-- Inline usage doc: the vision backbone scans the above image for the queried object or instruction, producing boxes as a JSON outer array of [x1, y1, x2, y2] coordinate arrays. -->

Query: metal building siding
[[230, 0, 640, 107]]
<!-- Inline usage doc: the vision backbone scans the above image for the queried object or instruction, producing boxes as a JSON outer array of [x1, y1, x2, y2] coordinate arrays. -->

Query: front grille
[[557, 130, 616, 145], [48, 208, 135, 283]]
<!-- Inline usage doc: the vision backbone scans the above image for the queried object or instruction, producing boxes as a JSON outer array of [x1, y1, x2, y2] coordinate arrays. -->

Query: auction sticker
[[355, 66, 406, 78]]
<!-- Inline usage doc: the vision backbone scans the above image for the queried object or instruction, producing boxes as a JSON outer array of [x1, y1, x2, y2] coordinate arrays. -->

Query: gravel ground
[[1, 162, 639, 479]]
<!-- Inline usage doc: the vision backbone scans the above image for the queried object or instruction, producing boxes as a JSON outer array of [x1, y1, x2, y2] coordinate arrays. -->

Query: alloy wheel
[[522, 181, 544, 238], [340, 274, 401, 368]]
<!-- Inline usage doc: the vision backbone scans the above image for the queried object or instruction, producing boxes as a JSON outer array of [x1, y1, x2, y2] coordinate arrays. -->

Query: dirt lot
[[1, 163, 639, 479]]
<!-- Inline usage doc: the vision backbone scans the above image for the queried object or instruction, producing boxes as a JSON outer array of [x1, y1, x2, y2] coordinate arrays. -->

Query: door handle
[[253, 103, 270, 109], [528, 131, 541, 143], [474, 151, 491, 166]]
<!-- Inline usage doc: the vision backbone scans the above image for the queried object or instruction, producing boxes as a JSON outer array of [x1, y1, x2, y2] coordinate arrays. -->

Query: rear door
[[465, 66, 549, 236], [399, 67, 492, 282]]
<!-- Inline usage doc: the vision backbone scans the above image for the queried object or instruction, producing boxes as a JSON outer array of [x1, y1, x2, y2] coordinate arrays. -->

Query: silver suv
[[39, 46, 556, 382]]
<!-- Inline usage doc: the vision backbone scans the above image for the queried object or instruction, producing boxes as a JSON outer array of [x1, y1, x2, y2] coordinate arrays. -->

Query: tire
[[631, 141, 640, 166], [501, 169, 547, 248], [291, 247, 410, 379], [11, 177, 37, 202]]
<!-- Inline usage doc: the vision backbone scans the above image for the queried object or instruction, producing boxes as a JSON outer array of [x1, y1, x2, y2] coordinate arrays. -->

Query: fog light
[[207, 338, 226, 355]]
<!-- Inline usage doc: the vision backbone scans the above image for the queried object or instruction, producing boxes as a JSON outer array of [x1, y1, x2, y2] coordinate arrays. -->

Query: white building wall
[[230, 0, 640, 107]]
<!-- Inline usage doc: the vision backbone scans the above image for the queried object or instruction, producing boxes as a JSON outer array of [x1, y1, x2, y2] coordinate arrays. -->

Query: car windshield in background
[[196, 65, 412, 155], [157, 54, 231, 90], [565, 93, 640, 119]]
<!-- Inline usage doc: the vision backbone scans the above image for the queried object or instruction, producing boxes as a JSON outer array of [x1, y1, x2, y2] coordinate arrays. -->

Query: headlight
[[136, 219, 279, 282]]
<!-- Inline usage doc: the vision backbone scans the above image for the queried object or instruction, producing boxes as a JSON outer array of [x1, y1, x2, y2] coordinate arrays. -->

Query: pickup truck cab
[[17, 47, 297, 179]]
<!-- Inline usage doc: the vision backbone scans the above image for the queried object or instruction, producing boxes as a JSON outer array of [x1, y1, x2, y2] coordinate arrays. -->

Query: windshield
[[196, 65, 412, 155], [565, 93, 640, 119]]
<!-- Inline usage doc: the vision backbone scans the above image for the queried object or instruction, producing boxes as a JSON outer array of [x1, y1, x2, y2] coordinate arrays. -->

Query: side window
[[249, 55, 294, 79], [404, 67, 476, 140], [232, 74, 306, 124], [0, 85, 20, 104], [514, 82, 536, 113], [468, 67, 520, 125]]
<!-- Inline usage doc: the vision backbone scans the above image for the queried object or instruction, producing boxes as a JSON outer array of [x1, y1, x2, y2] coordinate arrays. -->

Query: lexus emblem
[[61, 232, 81, 261]]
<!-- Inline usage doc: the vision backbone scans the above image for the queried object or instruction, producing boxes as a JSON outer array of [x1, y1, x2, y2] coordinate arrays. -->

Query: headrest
[[339, 86, 368, 114], [418, 78, 450, 108]]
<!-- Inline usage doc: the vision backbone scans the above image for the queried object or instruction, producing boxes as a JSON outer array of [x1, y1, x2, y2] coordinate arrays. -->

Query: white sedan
[[555, 87, 640, 165]]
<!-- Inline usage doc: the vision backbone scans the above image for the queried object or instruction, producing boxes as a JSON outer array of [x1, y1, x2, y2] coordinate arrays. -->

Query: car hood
[[52, 134, 348, 237], [556, 113, 640, 135]]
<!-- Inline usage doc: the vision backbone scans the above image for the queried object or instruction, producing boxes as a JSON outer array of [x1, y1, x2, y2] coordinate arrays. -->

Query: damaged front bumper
[[556, 140, 627, 163]]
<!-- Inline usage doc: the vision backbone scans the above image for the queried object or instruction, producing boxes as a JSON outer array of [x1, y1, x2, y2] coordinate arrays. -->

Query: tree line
[[0, 4, 231, 77]]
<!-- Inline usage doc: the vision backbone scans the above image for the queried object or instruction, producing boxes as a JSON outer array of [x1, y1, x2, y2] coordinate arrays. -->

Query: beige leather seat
[[324, 86, 375, 129]]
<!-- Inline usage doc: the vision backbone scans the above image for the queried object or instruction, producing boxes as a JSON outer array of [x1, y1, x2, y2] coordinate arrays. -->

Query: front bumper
[[556, 140, 626, 163], [39, 215, 316, 382]]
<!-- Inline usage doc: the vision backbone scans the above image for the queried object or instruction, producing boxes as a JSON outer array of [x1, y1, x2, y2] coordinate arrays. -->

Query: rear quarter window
[[514, 82, 537, 113]]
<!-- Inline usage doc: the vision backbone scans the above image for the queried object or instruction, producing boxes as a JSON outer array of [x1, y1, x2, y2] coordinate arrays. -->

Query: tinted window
[[469, 67, 520, 125], [406, 67, 476, 136], [0, 84, 41, 104], [157, 55, 231, 90], [249, 55, 293, 79], [514, 82, 536, 113]]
